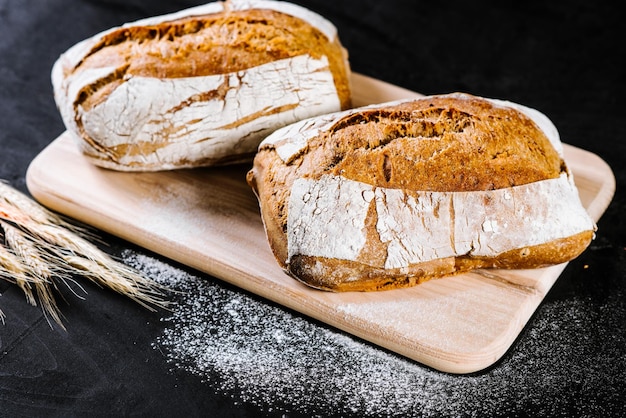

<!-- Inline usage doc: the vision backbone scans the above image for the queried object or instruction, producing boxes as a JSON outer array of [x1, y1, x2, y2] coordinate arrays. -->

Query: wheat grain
[[0, 181, 169, 328], [2, 221, 67, 328], [1, 180, 68, 225], [0, 230, 36, 302]]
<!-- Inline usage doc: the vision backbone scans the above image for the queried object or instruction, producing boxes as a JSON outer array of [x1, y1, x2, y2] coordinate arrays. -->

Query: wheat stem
[[0, 181, 170, 328], [2, 221, 68, 328]]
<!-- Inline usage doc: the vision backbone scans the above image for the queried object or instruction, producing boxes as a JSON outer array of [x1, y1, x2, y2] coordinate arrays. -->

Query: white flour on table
[[123, 250, 625, 417]]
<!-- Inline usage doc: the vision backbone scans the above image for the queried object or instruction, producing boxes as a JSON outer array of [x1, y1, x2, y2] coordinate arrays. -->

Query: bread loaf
[[52, 0, 351, 171], [246, 93, 597, 292]]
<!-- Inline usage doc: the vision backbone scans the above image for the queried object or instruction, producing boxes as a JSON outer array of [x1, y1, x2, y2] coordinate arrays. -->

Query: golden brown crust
[[73, 9, 351, 112], [247, 154, 290, 264], [296, 96, 562, 190], [54, 1, 352, 171], [247, 94, 596, 292], [249, 96, 565, 246], [286, 231, 594, 292]]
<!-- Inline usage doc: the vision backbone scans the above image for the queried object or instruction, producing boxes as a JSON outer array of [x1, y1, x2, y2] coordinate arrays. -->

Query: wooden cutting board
[[26, 73, 615, 374]]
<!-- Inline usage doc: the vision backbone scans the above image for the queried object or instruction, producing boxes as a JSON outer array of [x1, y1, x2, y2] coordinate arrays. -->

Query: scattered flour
[[123, 250, 625, 417]]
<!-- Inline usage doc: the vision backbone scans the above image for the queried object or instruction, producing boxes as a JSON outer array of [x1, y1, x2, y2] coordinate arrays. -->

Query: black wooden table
[[1, 1, 624, 416]]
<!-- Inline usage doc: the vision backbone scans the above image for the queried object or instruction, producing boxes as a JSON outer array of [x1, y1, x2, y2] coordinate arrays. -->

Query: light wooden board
[[26, 73, 615, 374]]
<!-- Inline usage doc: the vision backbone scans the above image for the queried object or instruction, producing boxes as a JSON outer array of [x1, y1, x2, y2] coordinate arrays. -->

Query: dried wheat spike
[[0, 181, 170, 328]]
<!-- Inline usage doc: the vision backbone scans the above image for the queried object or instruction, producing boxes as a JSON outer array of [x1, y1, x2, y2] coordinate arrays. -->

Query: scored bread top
[[262, 93, 564, 191], [58, 1, 350, 112], [247, 93, 596, 291], [52, 0, 351, 170]]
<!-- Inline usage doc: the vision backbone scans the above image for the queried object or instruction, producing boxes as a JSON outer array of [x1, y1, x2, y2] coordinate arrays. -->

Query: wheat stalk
[[0, 234, 38, 309], [1, 220, 66, 327], [0, 181, 169, 328]]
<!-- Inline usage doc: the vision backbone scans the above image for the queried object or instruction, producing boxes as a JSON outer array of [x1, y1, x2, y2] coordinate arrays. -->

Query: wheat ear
[[1, 221, 68, 328], [0, 181, 169, 327]]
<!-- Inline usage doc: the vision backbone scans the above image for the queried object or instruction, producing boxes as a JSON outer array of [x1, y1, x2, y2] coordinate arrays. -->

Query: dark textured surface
[[0, 1, 624, 416]]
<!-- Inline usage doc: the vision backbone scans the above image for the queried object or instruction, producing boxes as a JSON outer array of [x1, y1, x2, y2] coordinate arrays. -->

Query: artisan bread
[[52, 0, 351, 171], [246, 93, 597, 292]]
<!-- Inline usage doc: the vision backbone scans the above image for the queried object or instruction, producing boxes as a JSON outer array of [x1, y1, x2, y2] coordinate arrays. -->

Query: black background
[[1, 0, 624, 416]]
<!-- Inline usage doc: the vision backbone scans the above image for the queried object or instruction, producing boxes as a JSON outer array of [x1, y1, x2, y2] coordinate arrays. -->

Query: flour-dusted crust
[[247, 93, 597, 291], [52, 0, 351, 171]]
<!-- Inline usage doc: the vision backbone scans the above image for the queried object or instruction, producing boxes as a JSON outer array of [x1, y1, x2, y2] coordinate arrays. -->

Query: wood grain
[[26, 73, 615, 373]]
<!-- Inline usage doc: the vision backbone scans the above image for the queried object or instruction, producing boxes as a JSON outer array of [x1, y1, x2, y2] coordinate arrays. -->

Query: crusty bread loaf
[[52, 0, 351, 171], [246, 93, 597, 292]]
